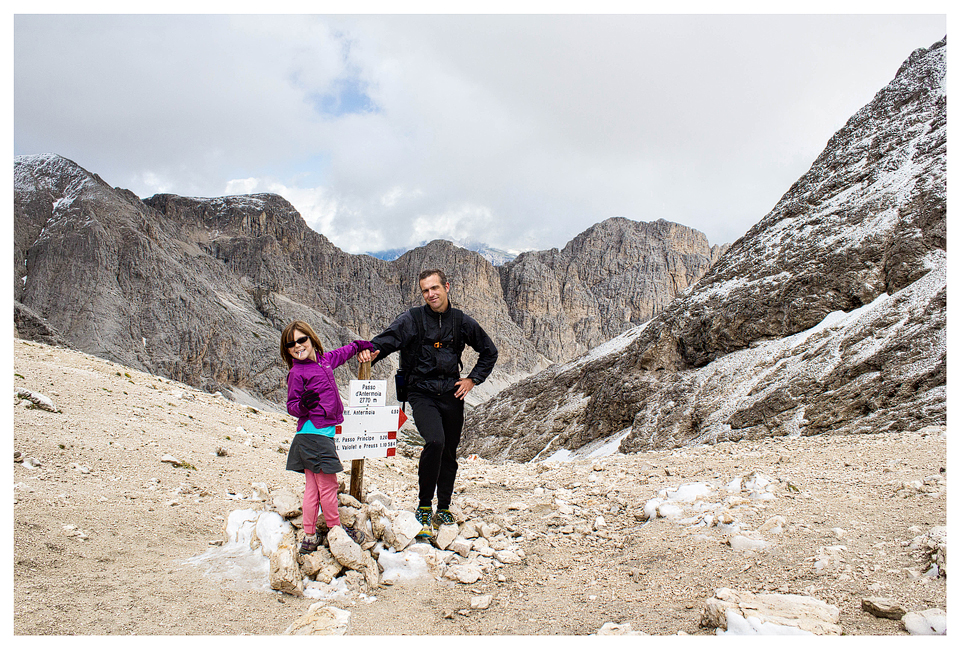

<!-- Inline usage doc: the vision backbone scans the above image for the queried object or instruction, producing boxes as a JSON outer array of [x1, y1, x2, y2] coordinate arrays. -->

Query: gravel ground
[[12, 338, 947, 635]]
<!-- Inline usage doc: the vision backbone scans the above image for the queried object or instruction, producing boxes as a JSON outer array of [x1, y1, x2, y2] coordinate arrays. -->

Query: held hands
[[454, 378, 476, 400], [357, 349, 380, 363], [299, 390, 320, 411]]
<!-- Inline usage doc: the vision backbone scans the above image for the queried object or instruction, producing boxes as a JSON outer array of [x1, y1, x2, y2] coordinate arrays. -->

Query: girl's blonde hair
[[280, 321, 325, 370]]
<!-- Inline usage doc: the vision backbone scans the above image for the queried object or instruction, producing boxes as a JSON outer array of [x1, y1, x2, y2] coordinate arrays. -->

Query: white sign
[[348, 380, 387, 407], [335, 405, 407, 461]]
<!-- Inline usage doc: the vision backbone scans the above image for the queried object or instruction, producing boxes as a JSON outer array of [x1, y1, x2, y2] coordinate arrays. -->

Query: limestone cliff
[[14, 158, 720, 408], [499, 217, 726, 362]]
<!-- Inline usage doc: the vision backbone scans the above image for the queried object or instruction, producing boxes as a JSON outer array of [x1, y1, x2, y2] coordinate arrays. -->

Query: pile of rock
[[221, 481, 527, 597], [906, 526, 946, 579]]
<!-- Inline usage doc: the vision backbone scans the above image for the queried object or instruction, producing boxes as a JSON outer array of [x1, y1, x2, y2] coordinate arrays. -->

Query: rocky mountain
[[500, 218, 727, 362], [14, 157, 721, 409], [462, 37, 946, 461]]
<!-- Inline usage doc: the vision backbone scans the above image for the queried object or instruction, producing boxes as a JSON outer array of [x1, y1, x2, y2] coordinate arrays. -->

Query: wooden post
[[349, 360, 371, 501]]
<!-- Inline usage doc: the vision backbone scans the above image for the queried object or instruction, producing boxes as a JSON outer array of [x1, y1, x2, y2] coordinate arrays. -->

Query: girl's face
[[289, 329, 317, 363]]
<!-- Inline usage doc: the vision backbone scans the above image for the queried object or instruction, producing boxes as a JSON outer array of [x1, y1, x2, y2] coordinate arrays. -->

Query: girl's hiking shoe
[[299, 533, 319, 554], [343, 525, 366, 545], [432, 508, 455, 528], [415, 506, 434, 540]]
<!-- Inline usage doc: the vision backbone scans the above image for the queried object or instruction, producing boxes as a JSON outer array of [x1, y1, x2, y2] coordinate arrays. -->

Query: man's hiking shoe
[[433, 509, 455, 528], [299, 533, 319, 554], [343, 525, 366, 545], [415, 506, 434, 540]]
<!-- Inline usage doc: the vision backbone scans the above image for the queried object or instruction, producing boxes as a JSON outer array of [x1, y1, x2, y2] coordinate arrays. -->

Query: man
[[358, 269, 498, 538]]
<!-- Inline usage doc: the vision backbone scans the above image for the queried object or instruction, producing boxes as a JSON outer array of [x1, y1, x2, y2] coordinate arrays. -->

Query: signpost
[[344, 364, 408, 499], [336, 405, 407, 461]]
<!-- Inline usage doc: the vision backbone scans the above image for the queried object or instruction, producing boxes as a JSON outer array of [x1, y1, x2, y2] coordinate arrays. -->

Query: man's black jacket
[[370, 304, 498, 396]]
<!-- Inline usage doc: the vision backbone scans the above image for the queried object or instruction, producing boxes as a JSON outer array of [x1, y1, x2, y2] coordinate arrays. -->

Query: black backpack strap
[[396, 306, 425, 413], [400, 306, 425, 378], [452, 308, 464, 370]]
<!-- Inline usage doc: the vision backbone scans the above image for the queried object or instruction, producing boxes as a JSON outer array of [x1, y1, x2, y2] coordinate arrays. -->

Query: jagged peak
[[14, 153, 101, 195]]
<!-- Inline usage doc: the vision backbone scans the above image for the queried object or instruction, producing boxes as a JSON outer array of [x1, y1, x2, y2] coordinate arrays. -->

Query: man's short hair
[[419, 269, 447, 285]]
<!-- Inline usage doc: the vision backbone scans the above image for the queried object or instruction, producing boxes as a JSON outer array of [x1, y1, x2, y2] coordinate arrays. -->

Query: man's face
[[420, 274, 451, 312]]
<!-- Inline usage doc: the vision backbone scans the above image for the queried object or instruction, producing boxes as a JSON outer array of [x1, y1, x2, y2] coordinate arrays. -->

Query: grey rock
[[597, 622, 645, 635], [861, 597, 907, 620], [15, 388, 58, 413]]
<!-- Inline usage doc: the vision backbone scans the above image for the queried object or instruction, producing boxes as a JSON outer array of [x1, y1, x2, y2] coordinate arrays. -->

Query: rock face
[[462, 37, 946, 460], [499, 217, 726, 362], [14, 156, 721, 408]]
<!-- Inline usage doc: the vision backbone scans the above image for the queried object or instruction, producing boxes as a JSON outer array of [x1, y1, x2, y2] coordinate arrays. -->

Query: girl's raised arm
[[324, 340, 376, 370]]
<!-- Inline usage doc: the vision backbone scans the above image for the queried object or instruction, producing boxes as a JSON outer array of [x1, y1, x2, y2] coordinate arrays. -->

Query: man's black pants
[[408, 389, 464, 511]]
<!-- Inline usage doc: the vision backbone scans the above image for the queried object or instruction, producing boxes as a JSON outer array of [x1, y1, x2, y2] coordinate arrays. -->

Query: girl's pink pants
[[302, 469, 340, 534]]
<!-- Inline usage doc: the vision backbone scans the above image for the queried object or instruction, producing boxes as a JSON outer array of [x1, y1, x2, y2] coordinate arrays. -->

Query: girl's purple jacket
[[286, 340, 375, 432]]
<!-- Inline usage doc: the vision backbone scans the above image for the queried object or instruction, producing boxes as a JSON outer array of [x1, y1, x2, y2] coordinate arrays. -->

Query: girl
[[281, 320, 379, 553]]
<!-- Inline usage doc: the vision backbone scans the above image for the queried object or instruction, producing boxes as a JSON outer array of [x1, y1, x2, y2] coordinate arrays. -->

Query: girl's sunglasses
[[285, 335, 310, 349]]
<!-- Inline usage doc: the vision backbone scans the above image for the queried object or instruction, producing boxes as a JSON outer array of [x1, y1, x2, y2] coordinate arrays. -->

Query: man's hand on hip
[[454, 378, 475, 400]]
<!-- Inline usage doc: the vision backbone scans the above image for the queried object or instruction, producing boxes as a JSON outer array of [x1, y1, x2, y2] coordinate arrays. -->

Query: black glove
[[299, 390, 320, 411]]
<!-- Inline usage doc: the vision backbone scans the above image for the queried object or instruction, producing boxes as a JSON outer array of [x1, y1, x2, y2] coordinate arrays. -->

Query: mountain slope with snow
[[462, 37, 946, 461]]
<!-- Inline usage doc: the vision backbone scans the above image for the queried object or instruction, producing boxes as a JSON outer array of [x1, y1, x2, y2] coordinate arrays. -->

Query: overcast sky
[[13, 11, 946, 255]]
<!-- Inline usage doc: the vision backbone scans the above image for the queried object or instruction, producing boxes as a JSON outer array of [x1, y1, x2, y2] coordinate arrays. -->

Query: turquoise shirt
[[297, 420, 336, 438]]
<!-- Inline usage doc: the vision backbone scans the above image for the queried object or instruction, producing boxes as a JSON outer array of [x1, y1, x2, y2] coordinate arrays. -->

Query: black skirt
[[285, 433, 343, 474]]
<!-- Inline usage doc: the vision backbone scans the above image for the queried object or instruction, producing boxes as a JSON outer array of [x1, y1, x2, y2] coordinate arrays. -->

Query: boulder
[[273, 490, 302, 518], [327, 526, 379, 588], [269, 540, 304, 596], [702, 588, 841, 635], [902, 609, 946, 635], [283, 603, 350, 635], [470, 594, 493, 610], [597, 622, 645, 635], [300, 547, 342, 584], [493, 549, 521, 564], [861, 597, 907, 620], [387, 510, 424, 550], [444, 564, 482, 584], [434, 524, 459, 550], [448, 537, 473, 557], [728, 535, 770, 552], [15, 387, 58, 412]]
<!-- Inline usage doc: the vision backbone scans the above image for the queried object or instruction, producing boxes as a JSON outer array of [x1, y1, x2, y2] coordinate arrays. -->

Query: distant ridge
[[14, 154, 721, 410]]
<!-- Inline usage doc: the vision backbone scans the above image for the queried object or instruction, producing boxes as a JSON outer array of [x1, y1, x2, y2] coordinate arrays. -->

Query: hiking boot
[[342, 524, 366, 545], [415, 506, 434, 540], [299, 533, 319, 554], [432, 508, 455, 528]]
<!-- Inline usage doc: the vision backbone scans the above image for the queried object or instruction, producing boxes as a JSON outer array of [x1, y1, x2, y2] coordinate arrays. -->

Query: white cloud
[[14, 13, 947, 254], [411, 203, 497, 246], [224, 178, 261, 195]]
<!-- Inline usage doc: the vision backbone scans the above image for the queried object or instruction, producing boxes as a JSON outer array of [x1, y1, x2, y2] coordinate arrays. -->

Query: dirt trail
[[13, 339, 946, 635]]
